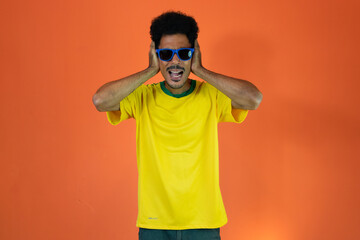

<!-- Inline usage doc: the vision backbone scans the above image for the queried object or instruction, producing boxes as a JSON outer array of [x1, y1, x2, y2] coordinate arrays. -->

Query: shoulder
[[132, 82, 161, 96], [195, 80, 218, 95]]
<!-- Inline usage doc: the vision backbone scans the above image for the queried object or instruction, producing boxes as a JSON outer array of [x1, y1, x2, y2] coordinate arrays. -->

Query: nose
[[170, 52, 181, 63]]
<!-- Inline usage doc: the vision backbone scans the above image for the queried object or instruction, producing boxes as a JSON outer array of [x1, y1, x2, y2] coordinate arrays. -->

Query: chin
[[166, 78, 188, 89]]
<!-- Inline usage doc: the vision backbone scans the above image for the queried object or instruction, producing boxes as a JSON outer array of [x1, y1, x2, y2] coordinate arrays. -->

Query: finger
[[195, 39, 199, 49], [150, 41, 155, 49]]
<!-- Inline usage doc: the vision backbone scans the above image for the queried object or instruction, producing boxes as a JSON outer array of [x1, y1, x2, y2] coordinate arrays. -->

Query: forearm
[[193, 67, 263, 110], [92, 67, 158, 112]]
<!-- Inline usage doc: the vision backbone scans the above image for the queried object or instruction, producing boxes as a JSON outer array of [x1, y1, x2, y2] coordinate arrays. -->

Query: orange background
[[1, 0, 359, 239]]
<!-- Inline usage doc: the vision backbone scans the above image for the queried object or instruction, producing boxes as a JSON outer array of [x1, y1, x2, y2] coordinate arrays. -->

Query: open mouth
[[168, 70, 184, 81], [167, 65, 185, 82]]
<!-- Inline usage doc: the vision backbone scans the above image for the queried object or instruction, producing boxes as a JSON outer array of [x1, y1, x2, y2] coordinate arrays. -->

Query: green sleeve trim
[[160, 80, 196, 98]]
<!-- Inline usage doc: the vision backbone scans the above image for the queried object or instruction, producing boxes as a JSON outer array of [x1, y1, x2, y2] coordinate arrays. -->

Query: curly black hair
[[150, 11, 199, 49]]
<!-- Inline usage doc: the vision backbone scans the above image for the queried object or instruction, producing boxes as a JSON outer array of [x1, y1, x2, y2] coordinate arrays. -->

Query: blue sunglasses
[[156, 48, 194, 61]]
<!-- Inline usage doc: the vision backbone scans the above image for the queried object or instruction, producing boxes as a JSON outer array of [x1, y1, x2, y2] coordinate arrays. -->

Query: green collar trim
[[160, 80, 196, 98]]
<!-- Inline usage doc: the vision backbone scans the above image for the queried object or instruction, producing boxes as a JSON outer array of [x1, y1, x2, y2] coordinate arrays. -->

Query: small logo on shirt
[[148, 217, 158, 220]]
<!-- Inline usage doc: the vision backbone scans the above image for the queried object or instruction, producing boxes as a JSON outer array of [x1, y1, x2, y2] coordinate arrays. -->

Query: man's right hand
[[148, 41, 160, 74], [92, 42, 160, 112]]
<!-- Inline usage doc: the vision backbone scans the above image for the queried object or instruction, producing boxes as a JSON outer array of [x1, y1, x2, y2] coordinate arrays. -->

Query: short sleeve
[[106, 85, 145, 125], [216, 87, 249, 123]]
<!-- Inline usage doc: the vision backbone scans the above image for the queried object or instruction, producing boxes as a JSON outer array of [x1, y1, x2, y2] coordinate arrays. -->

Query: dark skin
[[92, 34, 262, 112], [190, 39, 262, 109]]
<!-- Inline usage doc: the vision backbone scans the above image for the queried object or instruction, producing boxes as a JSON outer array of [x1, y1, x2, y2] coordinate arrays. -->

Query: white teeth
[[169, 70, 183, 80]]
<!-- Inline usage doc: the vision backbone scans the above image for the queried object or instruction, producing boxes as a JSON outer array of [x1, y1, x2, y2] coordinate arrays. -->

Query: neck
[[165, 79, 191, 94]]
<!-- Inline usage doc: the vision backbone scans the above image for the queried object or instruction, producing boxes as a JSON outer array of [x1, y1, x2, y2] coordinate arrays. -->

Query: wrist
[[192, 65, 207, 78], [146, 65, 159, 77]]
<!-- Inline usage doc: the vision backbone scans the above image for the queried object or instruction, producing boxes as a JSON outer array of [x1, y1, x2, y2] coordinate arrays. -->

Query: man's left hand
[[191, 40, 203, 75]]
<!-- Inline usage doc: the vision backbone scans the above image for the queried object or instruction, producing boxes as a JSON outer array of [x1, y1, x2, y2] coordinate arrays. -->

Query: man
[[93, 11, 262, 240]]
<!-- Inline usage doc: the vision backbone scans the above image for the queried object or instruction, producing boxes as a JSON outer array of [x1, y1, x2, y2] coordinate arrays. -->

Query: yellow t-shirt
[[107, 80, 248, 230]]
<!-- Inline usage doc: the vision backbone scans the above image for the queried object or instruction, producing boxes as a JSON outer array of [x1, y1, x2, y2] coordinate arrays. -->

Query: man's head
[[150, 11, 199, 49], [150, 11, 199, 94]]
